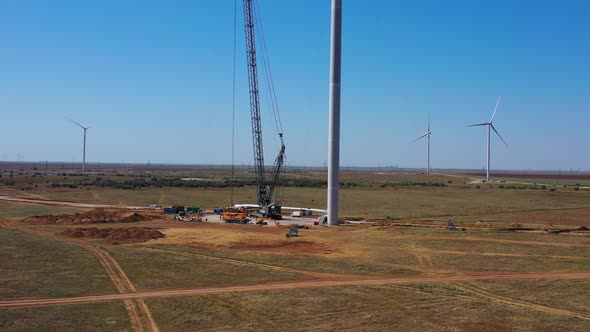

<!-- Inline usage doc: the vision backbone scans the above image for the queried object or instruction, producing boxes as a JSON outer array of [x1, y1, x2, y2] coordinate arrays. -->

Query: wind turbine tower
[[327, 0, 342, 226], [468, 97, 509, 181], [70, 119, 93, 172], [412, 117, 432, 174]]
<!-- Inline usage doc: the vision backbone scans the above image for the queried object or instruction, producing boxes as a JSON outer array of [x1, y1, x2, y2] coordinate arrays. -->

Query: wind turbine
[[468, 96, 509, 181], [69, 119, 94, 172], [412, 116, 431, 174]]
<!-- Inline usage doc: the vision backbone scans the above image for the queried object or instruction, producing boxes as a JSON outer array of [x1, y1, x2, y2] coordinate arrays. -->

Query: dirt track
[[459, 284, 590, 321], [2, 271, 590, 311], [0, 220, 159, 332], [391, 234, 590, 248], [133, 246, 346, 279], [0, 195, 146, 209]]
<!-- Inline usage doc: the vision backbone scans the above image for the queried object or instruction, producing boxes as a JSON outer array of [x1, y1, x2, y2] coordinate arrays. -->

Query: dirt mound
[[474, 220, 491, 228], [543, 224, 555, 230], [21, 209, 151, 225], [58, 227, 165, 243]]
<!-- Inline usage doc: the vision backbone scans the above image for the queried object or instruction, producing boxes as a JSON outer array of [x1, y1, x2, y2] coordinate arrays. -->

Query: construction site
[[2, 0, 590, 331], [2, 162, 590, 331]]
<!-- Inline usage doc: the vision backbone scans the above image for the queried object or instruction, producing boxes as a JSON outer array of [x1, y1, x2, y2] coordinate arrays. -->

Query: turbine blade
[[490, 96, 501, 123], [68, 118, 85, 129], [467, 122, 489, 127], [411, 133, 429, 143], [427, 114, 431, 133], [491, 124, 509, 149], [86, 124, 95, 129]]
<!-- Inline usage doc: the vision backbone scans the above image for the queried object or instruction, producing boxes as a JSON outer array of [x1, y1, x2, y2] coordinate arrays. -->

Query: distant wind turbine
[[468, 96, 509, 181], [412, 116, 432, 174], [69, 119, 94, 172]]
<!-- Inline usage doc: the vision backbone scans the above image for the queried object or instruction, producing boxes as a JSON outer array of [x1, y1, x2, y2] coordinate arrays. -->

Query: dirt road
[[2, 271, 590, 310], [0, 220, 159, 332], [0, 195, 147, 209], [391, 233, 590, 248]]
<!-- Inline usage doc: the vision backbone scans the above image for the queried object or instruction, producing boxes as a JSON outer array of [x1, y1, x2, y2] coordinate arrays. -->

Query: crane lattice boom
[[242, 0, 285, 217]]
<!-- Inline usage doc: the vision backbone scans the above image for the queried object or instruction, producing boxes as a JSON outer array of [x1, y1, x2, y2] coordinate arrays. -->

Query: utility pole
[[327, 0, 342, 226]]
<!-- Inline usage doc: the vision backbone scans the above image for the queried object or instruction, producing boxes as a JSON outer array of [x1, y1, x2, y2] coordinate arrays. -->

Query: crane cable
[[254, 0, 286, 204], [230, 0, 238, 206], [253, 0, 284, 137]]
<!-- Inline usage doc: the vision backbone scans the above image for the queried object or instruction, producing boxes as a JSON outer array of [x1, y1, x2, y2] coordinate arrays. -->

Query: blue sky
[[1, 0, 589, 170]]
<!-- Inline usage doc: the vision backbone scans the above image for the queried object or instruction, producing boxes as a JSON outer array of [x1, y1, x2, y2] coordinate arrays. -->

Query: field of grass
[[105, 245, 313, 290], [0, 202, 85, 219], [465, 279, 590, 314], [143, 244, 419, 278], [0, 227, 115, 298], [3, 166, 590, 331], [0, 302, 131, 332], [8, 182, 590, 223], [491, 177, 590, 187], [145, 284, 590, 331]]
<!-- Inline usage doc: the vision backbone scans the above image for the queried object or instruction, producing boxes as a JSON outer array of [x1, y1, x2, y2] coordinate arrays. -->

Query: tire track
[[458, 284, 590, 321], [382, 283, 590, 321], [2, 271, 590, 309], [391, 234, 590, 248], [133, 246, 362, 279], [0, 220, 159, 332]]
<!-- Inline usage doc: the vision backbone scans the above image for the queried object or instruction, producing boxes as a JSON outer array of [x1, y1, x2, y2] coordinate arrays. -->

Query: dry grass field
[[1, 166, 590, 330], [145, 284, 590, 331], [0, 226, 115, 299], [0, 303, 131, 332], [4, 174, 590, 224]]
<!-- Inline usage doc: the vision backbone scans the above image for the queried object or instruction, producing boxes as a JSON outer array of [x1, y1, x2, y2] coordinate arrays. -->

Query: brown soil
[[458, 321, 513, 332], [228, 240, 336, 255], [374, 225, 403, 231], [474, 220, 492, 228], [180, 239, 336, 255], [20, 209, 153, 225], [59, 227, 165, 244]]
